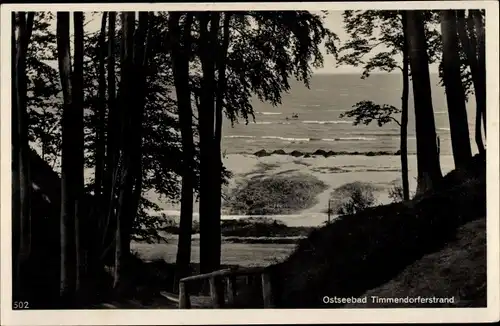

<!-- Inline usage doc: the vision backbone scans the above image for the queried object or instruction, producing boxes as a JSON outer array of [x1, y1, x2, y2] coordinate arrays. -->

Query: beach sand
[[145, 154, 456, 227]]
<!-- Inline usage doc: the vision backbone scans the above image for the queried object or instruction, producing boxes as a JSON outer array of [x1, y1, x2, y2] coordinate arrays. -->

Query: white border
[[1, 2, 499, 325]]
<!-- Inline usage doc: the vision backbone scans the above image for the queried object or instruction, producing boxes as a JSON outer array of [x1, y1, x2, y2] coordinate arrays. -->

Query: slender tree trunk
[[12, 12, 20, 296], [57, 12, 77, 300], [400, 12, 410, 201], [95, 12, 108, 201], [169, 12, 196, 289], [439, 10, 472, 167], [12, 11, 35, 299], [457, 10, 485, 154], [212, 12, 231, 269], [113, 11, 136, 290], [114, 11, 149, 291], [72, 11, 85, 295], [471, 10, 486, 137], [405, 10, 442, 194], [102, 12, 117, 263], [123, 11, 150, 254], [198, 12, 220, 274]]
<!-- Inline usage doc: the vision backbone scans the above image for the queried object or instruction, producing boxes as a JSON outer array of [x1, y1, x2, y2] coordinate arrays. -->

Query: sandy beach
[[146, 153, 456, 227]]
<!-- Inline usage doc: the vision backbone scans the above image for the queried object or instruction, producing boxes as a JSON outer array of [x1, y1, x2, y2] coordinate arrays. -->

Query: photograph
[[1, 1, 499, 325]]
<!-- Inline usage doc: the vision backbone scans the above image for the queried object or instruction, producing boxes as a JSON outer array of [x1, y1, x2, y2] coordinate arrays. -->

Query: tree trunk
[[169, 12, 196, 288], [113, 11, 149, 291], [95, 12, 108, 202], [102, 12, 117, 253], [212, 12, 231, 269], [456, 10, 485, 155], [471, 10, 486, 137], [405, 10, 442, 194], [198, 12, 220, 274], [72, 11, 85, 295], [124, 11, 150, 254], [113, 11, 136, 291], [400, 12, 410, 201], [12, 11, 35, 299], [57, 11, 77, 300], [439, 10, 472, 168]]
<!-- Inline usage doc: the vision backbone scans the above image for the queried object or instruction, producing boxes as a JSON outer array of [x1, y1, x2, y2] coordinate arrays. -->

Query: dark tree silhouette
[[405, 10, 443, 194], [56, 11, 77, 299], [12, 11, 35, 299], [439, 10, 472, 167]]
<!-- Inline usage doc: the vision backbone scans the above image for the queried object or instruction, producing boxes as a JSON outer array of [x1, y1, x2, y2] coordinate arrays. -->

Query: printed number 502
[[13, 301, 29, 309]]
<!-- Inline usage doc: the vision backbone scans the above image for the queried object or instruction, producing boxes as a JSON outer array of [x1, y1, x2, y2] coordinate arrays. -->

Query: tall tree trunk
[[12, 11, 35, 299], [127, 13, 151, 243], [169, 12, 196, 289], [12, 12, 20, 296], [212, 12, 231, 268], [439, 10, 472, 167], [57, 12, 77, 300], [114, 11, 149, 291], [457, 10, 485, 154], [405, 10, 442, 194], [471, 10, 486, 137], [124, 11, 150, 254], [100, 12, 117, 265], [198, 12, 219, 274], [400, 12, 410, 201], [72, 11, 85, 295], [95, 12, 108, 202], [113, 11, 136, 290]]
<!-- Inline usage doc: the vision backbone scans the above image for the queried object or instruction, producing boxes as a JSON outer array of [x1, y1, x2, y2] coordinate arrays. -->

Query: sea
[[221, 73, 481, 156]]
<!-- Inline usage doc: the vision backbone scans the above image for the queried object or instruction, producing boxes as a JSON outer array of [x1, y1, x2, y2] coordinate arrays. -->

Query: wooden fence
[[172, 266, 274, 309]]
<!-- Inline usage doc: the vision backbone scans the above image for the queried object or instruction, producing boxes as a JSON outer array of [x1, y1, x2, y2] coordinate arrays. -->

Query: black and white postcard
[[1, 1, 499, 324]]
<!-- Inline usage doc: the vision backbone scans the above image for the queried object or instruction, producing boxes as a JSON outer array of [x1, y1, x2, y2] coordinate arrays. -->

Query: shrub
[[329, 181, 377, 215], [220, 217, 313, 237], [388, 184, 405, 203]]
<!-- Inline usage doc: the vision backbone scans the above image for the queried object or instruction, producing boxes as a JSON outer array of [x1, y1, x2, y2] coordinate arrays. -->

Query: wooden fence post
[[226, 275, 237, 305], [209, 276, 225, 308], [178, 281, 191, 309], [261, 272, 274, 308]]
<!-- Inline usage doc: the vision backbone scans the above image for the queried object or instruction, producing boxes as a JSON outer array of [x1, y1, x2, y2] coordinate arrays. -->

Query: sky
[[47, 10, 440, 74]]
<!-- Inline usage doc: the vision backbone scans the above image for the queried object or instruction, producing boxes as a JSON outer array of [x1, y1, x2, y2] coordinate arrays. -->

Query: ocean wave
[[256, 111, 282, 115], [322, 137, 376, 142], [435, 111, 448, 114], [262, 136, 310, 142], [251, 121, 273, 125], [224, 135, 256, 139], [438, 127, 450, 131], [299, 104, 321, 107], [302, 120, 352, 125], [259, 136, 376, 142]]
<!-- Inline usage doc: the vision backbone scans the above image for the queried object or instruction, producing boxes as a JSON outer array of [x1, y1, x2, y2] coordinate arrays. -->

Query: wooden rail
[[177, 266, 274, 309]]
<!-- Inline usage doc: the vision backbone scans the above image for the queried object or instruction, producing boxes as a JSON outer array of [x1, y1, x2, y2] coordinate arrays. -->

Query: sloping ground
[[344, 217, 486, 308], [260, 153, 486, 308]]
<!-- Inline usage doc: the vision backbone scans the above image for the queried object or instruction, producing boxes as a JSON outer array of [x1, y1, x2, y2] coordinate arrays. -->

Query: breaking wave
[[302, 120, 352, 125]]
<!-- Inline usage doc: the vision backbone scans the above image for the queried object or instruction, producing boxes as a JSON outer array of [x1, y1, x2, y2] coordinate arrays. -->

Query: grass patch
[[345, 218, 486, 307], [225, 173, 328, 215]]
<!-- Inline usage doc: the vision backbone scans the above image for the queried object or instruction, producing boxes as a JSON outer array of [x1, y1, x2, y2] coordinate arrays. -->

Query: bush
[[225, 173, 328, 215], [329, 182, 377, 215], [221, 217, 313, 237], [388, 184, 405, 203]]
